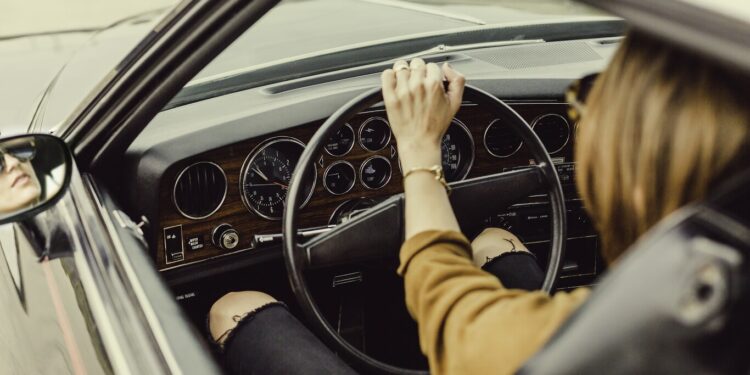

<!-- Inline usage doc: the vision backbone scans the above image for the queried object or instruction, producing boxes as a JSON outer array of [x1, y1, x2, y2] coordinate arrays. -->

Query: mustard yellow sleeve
[[398, 230, 590, 375]]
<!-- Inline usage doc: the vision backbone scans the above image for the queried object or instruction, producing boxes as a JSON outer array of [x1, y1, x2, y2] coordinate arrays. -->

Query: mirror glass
[[0, 134, 70, 223]]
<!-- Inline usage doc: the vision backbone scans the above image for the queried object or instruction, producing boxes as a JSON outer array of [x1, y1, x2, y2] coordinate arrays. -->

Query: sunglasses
[[0, 141, 36, 174], [565, 73, 598, 124]]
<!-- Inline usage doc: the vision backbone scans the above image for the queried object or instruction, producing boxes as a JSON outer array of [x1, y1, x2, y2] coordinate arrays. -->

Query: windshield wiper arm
[[398, 39, 545, 60]]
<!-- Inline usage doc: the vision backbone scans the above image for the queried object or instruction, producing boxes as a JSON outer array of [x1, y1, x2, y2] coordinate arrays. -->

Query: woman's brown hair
[[575, 31, 750, 263]]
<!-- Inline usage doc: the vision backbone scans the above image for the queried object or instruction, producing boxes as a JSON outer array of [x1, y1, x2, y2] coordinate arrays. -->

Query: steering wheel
[[283, 85, 566, 374]]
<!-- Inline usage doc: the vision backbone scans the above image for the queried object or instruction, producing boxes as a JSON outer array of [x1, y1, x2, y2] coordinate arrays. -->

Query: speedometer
[[441, 120, 475, 182], [240, 138, 316, 220]]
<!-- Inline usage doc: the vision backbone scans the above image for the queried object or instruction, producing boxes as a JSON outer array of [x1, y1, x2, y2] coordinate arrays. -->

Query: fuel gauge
[[324, 161, 356, 195]]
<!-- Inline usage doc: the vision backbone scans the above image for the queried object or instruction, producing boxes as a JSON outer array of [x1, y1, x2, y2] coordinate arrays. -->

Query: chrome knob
[[212, 224, 239, 251]]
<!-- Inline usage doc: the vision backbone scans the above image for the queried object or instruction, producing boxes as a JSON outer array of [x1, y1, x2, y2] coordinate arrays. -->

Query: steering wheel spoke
[[303, 195, 404, 269], [303, 166, 545, 269], [450, 165, 546, 224]]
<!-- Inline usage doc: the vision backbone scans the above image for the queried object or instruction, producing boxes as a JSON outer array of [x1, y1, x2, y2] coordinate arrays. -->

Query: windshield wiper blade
[[399, 39, 545, 60]]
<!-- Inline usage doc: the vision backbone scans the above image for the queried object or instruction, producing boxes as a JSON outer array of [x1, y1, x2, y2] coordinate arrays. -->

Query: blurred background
[[0, 0, 177, 134]]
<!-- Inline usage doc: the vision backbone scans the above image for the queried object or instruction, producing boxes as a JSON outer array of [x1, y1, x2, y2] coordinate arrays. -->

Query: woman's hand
[[471, 227, 530, 268], [381, 59, 465, 171]]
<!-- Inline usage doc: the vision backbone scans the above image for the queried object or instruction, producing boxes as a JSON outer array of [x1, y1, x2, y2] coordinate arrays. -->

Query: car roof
[[581, 0, 750, 75]]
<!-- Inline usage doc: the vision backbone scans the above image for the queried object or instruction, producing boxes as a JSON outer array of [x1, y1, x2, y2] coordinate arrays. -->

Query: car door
[[2, 0, 280, 373]]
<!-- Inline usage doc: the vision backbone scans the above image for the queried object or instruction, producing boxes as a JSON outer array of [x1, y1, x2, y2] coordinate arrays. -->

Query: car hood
[[36, 0, 600, 132]]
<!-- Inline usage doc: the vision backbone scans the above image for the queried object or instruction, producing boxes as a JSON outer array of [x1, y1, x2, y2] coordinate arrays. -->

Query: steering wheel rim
[[284, 85, 567, 374]]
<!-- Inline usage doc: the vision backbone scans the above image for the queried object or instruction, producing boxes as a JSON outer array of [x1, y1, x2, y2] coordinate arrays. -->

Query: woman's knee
[[209, 291, 277, 343]]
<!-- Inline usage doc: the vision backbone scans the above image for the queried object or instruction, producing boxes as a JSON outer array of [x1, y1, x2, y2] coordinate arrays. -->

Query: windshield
[[195, 0, 603, 80], [174, 0, 609, 108]]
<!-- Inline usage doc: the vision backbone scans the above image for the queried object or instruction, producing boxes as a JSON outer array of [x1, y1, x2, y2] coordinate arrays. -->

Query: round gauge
[[532, 114, 570, 154], [324, 123, 355, 156], [324, 161, 356, 195], [359, 117, 391, 151], [484, 119, 523, 158], [441, 120, 475, 182], [240, 138, 316, 220], [360, 156, 392, 190]]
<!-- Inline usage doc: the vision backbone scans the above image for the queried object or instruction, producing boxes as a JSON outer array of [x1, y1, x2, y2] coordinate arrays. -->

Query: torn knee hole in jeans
[[206, 301, 287, 352]]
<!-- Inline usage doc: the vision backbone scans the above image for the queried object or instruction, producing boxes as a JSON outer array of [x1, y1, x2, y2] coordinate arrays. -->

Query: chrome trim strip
[[358, 116, 392, 152], [172, 161, 227, 220], [82, 175, 183, 374], [359, 155, 392, 190], [239, 136, 317, 220], [57, 194, 133, 374], [530, 113, 571, 155], [323, 160, 356, 195], [324, 123, 355, 157], [483, 118, 523, 158]]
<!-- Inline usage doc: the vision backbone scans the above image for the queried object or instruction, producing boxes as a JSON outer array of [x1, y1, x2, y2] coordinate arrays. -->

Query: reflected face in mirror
[[0, 134, 70, 224], [0, 141, 41, 214]]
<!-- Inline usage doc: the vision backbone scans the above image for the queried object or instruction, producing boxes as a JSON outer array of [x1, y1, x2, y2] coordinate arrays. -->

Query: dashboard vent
[[173, 162, 227, 220], [467, 41, 602, 70]]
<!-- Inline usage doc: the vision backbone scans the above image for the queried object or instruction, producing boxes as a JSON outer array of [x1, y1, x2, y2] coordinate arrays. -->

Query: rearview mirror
[[0, 134, 72, 225]]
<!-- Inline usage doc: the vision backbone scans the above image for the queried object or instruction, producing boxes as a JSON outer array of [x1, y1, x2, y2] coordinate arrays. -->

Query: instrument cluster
[[232, 114, 480, 221], [177, 108, 573, 223]]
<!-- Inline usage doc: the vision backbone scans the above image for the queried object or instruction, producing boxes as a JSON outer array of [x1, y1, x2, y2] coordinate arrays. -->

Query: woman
[[0, 141, 41, 215], [208, 30, 749, 374]]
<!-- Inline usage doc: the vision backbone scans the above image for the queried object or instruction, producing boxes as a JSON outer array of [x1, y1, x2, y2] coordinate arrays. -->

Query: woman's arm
[[381, 59, 463, 238], [383, 59, 589, 374]]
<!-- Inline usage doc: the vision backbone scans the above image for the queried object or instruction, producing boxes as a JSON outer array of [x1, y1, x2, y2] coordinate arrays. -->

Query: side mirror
[[0, 134, 72, 225]]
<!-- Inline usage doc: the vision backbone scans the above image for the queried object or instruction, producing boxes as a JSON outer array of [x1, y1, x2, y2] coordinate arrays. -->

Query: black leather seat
[[520, 169, 750, 374]]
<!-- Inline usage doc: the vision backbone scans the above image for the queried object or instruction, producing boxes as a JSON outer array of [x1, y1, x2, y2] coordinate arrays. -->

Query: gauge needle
[[248, 183, 287, 189], [251, 167, 288, 189], [252, 167, 270, 181]]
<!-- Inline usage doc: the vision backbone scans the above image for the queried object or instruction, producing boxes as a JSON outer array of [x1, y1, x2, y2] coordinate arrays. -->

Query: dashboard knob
[[212, 224, 239, 251]]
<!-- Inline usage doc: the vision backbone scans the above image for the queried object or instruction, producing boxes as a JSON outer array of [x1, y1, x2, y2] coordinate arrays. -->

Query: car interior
[[104, 8, 628, 371]]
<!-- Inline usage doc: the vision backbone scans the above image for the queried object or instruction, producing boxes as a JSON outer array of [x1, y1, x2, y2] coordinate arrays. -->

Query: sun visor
[[580, 0, 750, 75]]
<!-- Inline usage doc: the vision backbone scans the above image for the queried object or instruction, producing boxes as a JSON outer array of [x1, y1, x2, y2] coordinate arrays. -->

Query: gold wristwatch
[[402, 165, 451, 193]]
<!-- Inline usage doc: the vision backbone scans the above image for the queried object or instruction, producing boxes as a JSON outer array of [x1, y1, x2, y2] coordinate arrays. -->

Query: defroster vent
[[173, 162, 227, 220]]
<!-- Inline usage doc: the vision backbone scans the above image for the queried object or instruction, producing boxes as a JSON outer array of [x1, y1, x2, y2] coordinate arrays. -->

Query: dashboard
[[154, 101, 597, 280], [117, 36, 622, 288]]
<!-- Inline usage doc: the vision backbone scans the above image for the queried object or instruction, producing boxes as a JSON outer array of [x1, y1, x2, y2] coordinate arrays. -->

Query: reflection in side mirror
[[0, 134, 72, 225]]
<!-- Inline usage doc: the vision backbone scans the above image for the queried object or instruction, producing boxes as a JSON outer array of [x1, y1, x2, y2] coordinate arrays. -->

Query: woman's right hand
[[381, 59, 465, 172]]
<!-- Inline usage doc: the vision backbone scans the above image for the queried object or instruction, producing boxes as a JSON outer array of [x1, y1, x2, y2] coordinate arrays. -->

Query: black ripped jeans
[[220, 252, 543, 375]]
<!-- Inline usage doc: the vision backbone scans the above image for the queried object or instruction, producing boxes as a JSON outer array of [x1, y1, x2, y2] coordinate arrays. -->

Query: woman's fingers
[[381, 68, 397, 105], [442, 63, 466, 112], [409, 58, 427, 88], [425, 63, 443, 90], [394, 60, 410, 92]]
